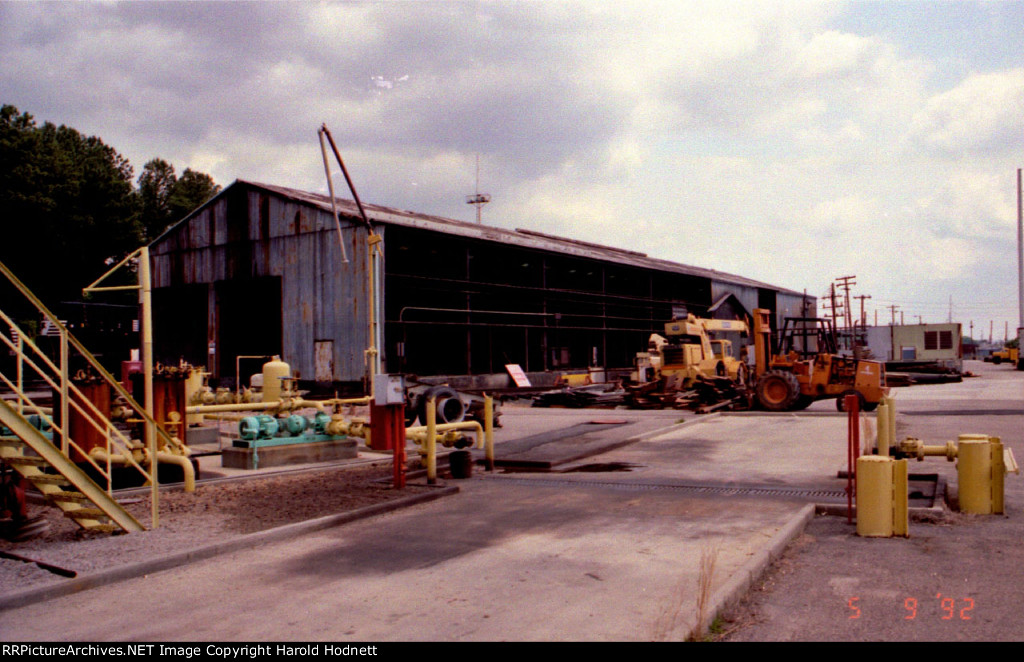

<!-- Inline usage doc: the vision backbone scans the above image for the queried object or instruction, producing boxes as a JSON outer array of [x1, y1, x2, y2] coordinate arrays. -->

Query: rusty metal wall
[[150, 185, 372, 383]]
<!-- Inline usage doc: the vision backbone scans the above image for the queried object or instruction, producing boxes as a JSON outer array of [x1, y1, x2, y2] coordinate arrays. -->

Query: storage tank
[[262, 356, 291, 402]]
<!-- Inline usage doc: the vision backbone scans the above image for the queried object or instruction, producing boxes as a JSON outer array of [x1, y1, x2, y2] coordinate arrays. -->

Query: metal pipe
[[139, 246, 158, 527], [317, 127, 350, 264], [155, 451, 196, 494], [426, 396, 437, 484], [89, 448, 195, 494], [876, 402, 890, 457], [484, 394, 494, 471]]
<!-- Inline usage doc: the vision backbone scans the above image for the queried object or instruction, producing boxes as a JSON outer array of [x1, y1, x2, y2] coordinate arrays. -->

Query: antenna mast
[[466, 154, 491, 224]]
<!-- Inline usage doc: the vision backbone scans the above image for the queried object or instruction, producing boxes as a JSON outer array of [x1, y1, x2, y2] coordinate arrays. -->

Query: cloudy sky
[[3, 1, 1023, 340]]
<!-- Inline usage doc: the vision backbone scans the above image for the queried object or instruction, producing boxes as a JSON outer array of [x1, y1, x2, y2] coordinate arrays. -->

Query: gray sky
[[3, 1, 1023, 340]]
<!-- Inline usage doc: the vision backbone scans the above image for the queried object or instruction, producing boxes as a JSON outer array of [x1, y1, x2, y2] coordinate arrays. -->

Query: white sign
[[505, 364, 532, 388]]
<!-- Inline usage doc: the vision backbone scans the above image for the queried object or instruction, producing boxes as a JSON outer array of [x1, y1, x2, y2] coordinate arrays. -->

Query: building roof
[[160, 178, 803, 296]]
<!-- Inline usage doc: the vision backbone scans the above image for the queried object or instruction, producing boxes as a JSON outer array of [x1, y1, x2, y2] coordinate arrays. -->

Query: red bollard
[[369, 401, 407, 488]]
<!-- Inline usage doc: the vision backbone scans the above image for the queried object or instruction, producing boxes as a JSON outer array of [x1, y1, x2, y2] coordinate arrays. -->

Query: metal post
[[139, 246, 158, 528], [59, 329, 68, 454], [393, 403, 406, 489], [1017, 169, 1023, 361], [15, 333, 23, 415], [846, 393, 860, 525], [426, 396, 437, 484], [484, 394, 495, 471]]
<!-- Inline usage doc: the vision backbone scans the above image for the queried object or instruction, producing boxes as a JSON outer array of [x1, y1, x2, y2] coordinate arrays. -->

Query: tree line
[[0, 103, 220, 309]]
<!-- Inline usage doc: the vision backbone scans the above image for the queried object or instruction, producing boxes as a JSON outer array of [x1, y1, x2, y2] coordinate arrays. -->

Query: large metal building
[[149, 180, 813, 390]]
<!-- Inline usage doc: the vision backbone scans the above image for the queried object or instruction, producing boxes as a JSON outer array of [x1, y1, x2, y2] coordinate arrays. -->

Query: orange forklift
[[751, 308, 887, 412]]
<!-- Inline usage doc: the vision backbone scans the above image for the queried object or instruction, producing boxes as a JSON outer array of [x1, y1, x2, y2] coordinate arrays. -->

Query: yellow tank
[[262, 356, 291, 402]]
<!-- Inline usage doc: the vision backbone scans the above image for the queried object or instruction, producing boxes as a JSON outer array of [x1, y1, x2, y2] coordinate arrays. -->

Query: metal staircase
[[0, 402, 143, 533], [0, 257, 183, 533]]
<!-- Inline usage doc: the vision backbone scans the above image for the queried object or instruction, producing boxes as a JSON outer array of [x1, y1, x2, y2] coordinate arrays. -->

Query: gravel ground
[[0, 462, 436, 592]]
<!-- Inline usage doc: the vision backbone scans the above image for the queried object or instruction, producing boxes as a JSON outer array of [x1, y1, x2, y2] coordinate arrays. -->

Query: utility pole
[[835, 275, 856, 333], [888, 304, 900, 325]]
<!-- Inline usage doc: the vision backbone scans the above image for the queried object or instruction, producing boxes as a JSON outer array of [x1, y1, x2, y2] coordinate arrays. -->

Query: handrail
[[0, 257, 186, 527], [0, 260, 183, 454]]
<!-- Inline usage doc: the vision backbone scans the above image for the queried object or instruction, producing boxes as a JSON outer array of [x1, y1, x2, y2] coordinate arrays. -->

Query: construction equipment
[[985, 346, 1019, 366], [648, 314, 750, 387], [623, 314, 751, 410], [751, 308, 887, 412]]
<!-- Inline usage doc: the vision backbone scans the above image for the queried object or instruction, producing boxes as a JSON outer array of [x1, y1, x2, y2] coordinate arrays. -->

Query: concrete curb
[[0, 486, 458, 612], [702, 502, 816, 637]]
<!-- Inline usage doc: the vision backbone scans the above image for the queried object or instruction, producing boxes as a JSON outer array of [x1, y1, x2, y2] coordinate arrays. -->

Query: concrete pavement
[[5, 367, 1013, 641]]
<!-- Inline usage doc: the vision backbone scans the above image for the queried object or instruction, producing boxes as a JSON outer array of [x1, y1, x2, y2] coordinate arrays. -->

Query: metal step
[[0, 399, 144, 533], [25, 473, 71, 486], [43, 491, 89, 503], [1, 455, 48, 466], [63, 507, 108, 520]]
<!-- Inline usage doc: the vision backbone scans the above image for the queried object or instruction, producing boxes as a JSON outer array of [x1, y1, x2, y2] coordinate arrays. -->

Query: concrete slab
[[221, 438, 358, 470], [0, 476, 812, 641]]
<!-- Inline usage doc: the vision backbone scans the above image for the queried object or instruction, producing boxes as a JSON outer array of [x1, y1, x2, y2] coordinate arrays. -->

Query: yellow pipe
[[89, 447, 195, 494], [426, 396, 437, 484], [484, 394, 494, 471], [185, 395, 370, 415], [201, 413, 248, 422], [876, 402, 890, 456], [156, 451, 196, 494]]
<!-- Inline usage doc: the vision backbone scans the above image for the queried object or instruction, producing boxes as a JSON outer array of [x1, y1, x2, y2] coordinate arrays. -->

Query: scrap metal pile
[[530, 375, 753, 414]]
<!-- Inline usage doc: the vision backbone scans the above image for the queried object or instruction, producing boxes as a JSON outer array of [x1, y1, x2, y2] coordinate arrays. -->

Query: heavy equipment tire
[[792, 394, 815, 410], [715, 362, 727, 377], [993, 356, 1002, 364], [417, 386, 466, 424], [404, 392, 421, 426], [755, 370, 801, 411], [836, 389, 866, 412], [862, 400, 879, 412]]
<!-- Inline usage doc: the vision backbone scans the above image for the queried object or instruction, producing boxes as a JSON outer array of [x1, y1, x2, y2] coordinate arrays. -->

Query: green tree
[[138, 157, 177, 241], [1, 103, 221, 308], [0, 104, 143, 308], [138, 160, 220, 240]]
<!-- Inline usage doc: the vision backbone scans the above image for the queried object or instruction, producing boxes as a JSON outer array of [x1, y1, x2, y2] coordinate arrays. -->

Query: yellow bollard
[[483, 395, 495, 471], [857, 456, 893, 537], [885, 395, 897, 451], [856, 455, 909, 537], [876, 402, 890, 457], [958, 434, 993, 514]]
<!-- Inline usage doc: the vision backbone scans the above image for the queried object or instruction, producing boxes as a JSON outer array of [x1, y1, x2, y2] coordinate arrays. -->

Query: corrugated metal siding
[[151, 190, 371, 382], [151, 180, 817, 382]]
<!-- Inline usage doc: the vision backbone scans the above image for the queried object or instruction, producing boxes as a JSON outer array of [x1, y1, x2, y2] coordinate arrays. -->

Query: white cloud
[[1, 0, 1022, 332], [909, 69, 1024, 154]]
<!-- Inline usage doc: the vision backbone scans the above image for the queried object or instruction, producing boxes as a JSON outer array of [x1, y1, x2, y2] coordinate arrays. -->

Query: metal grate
[[494, 475, 848, 501]]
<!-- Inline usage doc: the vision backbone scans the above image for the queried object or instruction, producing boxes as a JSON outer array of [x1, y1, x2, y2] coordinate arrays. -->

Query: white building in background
[[863, 323, 963, 373]]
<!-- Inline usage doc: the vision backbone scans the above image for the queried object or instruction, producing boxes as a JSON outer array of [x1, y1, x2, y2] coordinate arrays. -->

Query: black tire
[[417, 386, 466, 424], [993, 356, 1002, 365], [792, 394, 815, 410], [836, 389, 866, 412], [755, 370, 801, 411], [715, 362, 727, 377], [404, 392, 421, 426]]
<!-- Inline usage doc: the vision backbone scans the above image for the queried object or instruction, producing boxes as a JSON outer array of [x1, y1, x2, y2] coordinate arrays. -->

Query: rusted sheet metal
[[150, 186, 370, 382], [236, 180, 798, 295]]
